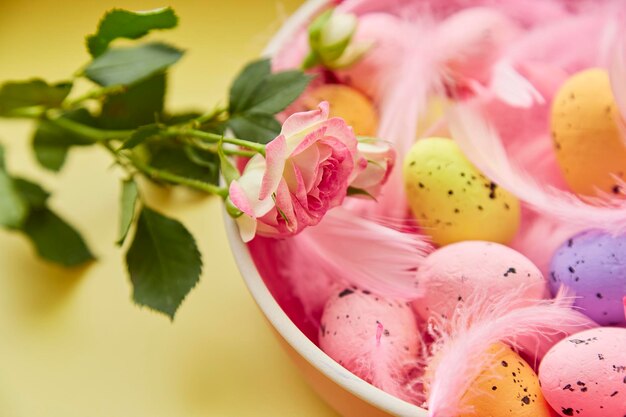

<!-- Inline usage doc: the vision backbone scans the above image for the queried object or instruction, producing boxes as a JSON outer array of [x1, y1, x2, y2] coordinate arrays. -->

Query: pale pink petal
[[236, 214, 257, 243], [291, 126, 327, 156], [228, 180, 254, 216], [260, 134, 287, 200], [280, 101, 329, 141], [233, 154, 275, 217], [291, 163, 309, 208]]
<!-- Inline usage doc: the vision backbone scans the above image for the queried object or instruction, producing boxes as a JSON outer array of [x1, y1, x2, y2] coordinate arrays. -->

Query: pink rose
[[229, 102, 363, 242], [349, 139, 395, 198]]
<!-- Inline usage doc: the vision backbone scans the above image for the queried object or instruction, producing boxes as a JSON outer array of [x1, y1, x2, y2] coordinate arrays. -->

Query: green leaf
[[0, 145, 28, 228], [217, 142, 240, 186], [117, 178, 138, 245], [246, 71, 312, 115], [0, 79, 72, 116], [228, 59, 312, 117], [347, 186, 375, 200], [120, 124, 161, 150], [13, 178, 50, 208], [22, 207, 95, 267], [84, 42, 183, 87], [228, 58, 271, 114], [87, 7, 179, 57], [148, 142, 219, 184], [126, 206, 202, 318], [227, 112, 281, 144], [99, 73, 166, 129], [32, 108, 96, 172]]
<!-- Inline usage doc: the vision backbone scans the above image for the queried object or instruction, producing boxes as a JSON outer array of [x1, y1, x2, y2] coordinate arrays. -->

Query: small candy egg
[[414, 241, 546, 321], [299, 84, 378, 136], [539, 327, 626, 417], [549, 230, 626, 326], [403, 137, 521, 246], [319, 288, 421, 400], [551, 68, 626, 196], [460, 343, 552, 417]]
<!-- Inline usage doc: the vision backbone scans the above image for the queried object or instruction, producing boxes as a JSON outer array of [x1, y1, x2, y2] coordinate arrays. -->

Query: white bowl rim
[[224, 1, 428, 415]]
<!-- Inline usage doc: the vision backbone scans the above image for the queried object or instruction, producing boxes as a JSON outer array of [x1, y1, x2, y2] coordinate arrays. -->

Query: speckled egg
[[319, 288, 421, 399], [459, 343, 552, 417], [413, 241, 547, 321], [403, 137, 521, 246], [549, 230, 626, 326], [299, 84, 378, 136], [539, 327, 626, 417], [551, 68, 626, 196]]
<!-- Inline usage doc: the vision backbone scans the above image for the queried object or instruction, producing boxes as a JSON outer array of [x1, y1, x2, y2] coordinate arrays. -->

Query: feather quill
[[425, 289, 594, 417], [448, 105, 626, 234]]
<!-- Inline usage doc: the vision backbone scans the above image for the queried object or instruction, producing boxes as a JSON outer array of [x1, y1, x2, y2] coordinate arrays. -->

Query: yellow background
[[0, 1, 339, 416]]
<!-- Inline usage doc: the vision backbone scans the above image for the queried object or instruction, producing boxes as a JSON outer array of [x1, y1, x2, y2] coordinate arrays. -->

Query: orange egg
[[551, 68, 626, 196], [300, 84, 378, 136], [459, 343, 552, 417]]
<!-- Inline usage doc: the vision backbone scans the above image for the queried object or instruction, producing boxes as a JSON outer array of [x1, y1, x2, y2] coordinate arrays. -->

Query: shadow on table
[[1, 237, 92, 319]]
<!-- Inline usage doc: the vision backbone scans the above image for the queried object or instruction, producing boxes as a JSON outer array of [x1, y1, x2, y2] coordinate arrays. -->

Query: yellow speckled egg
[[551, 68, 626, 196], [300, 84, 378, 136], [459, 343, 552, 417], [403, 137, 520, 246]]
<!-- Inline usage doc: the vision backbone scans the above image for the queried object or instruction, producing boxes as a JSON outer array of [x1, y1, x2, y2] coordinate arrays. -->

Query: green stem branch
[[123, 152, 228, 198], [64, 85, 127, 108], [192, 105, 228, 126], [47, 113, 133, 141], [185, 138, 255, 158], [165, 128, 266, 155]]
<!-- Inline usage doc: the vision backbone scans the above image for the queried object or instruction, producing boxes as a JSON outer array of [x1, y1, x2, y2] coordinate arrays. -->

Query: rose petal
[[260, 134, 287, 200], [236, 214, 257, 243], [292, 125, 327, 156], [281, 101, 330, 145], [229, 180, 254, 216]]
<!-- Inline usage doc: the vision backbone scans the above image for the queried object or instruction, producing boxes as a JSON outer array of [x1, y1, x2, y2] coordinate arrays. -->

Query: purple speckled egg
[[549, 230, 626, 325]]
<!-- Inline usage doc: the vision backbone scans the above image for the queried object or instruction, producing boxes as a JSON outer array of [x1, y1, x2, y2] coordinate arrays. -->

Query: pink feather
[[510, 210, 583, 277], [448, 105, 626, 234], [424, 289, 594, 417], [300, 208, 432, 299], [248, 207, 432, 342]]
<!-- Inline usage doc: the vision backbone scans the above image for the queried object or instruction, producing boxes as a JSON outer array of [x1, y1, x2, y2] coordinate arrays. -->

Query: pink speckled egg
[[413, 241, 547, 321], [319, 288, 421, 402], [539, 327, 626, 417]]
